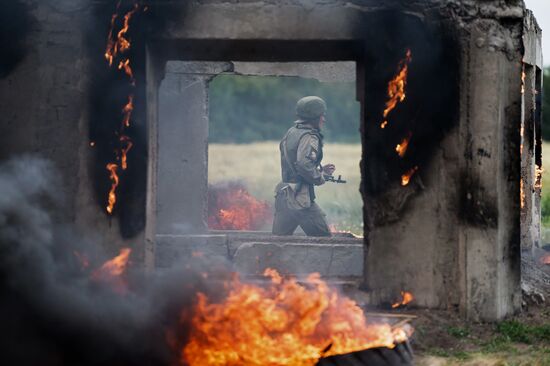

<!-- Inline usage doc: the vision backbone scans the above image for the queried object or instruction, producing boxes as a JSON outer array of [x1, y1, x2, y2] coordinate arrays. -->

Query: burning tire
[[316, 341, 413, 366]]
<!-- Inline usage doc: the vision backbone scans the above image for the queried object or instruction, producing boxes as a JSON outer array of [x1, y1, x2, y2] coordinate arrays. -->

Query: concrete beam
[[154, 233, 364, 279], [233, 242, 363, 277], [156, 61, 231, 235]]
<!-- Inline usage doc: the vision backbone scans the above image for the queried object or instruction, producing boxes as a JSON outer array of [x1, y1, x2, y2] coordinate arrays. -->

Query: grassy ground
[[414, 315, 550, 365], [209, 142, 363, 234]]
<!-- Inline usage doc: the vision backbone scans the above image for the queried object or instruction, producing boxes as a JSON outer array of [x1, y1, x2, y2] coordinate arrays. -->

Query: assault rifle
[[323, 174, 347, 184]]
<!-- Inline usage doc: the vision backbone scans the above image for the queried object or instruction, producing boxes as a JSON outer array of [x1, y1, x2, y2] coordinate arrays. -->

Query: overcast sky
[[524, 0, 549, 65]]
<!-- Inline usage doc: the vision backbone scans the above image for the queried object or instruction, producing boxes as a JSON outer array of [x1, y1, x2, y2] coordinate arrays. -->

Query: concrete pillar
[[458, 21, 523, 320], [521, 65, 539, 252], [366, 19, 525, 321], [155, 61, 230, 236], [521, 10, 543, 254]]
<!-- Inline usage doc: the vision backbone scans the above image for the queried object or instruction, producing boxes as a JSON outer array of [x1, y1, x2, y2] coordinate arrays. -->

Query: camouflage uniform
[[272, 104, 331, 237]]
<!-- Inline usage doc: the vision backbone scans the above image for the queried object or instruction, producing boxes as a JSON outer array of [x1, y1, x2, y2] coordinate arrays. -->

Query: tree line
[[210, 69, 550, 143], [209, 75, 361, 143]]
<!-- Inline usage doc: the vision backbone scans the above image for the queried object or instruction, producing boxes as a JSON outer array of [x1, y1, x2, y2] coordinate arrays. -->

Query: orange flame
[[381, 49, 412, 128], [208, 184, 272, 230], [182, 269, 412, 366], [192, 251, 205, 258], [122, 95, 134, 127], [120, 136, 133, 170], [520, 178, 525, 209], [521, 66, 526, 95], [103, 3, 140, 214], [329, 224, 360, 237], [395, 133, 412, 158], [92, 248, 132, 294], [391, 291, 414, 309], [105, 2, 139, 68], [401, 166, 418, 186], [104, 1, 121, 66], [535, 164, 544, 190], [93, 248, 131, 277], [118, 59, 134, 80], [106, 163, 119, 214], [119, 95, 135, 170], [520, 122, 525, 156], [117, 4, 139, 53]]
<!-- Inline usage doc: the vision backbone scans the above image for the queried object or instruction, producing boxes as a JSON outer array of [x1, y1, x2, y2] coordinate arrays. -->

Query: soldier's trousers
[[272, 201, 331, 237]]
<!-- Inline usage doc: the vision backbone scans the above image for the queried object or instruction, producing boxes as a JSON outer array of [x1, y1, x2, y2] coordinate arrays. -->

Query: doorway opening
[[206, 62, 362, 236]]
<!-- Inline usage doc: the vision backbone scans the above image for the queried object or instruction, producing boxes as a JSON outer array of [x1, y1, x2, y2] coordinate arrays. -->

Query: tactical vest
[[279, 123, 324, 184]]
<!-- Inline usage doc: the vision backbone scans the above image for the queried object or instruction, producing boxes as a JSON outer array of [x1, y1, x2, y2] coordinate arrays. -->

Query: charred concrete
[[0, 0, 543, 322], [458, 172, 499, 229], [0, 0, 33, 78]]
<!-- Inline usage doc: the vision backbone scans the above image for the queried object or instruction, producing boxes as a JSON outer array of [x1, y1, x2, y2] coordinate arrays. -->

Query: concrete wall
[[461, 20, 523, 320], [145, 0, 540, 321], [0, 0, 541, 321], [366, 9, 536, 321], [365, 132, 461, 309], [156, 62, 231, 236], [0, 0, 132, 256], [155, 233, 364, 280], [146, 60, 358, 266], [521, 11, 543, 254]]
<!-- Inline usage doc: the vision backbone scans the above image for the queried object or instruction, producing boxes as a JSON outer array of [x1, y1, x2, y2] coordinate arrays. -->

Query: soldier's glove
[[322, 163, 336, 175]]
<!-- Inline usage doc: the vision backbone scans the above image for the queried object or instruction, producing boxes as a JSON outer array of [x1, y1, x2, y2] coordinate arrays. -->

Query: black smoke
[[0, 156, 226, 365], [360, 10, 459, 195], [85, 0, 183, 239], [86, 0, 150, 239], [0, 0, 33, 78]]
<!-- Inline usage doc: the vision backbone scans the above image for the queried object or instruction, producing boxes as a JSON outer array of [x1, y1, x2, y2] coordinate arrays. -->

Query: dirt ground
[[403, 251, 550, 365]]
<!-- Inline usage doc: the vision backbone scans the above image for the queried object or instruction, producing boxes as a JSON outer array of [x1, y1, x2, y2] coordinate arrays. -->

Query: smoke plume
[[0, 156, 224, 365], [0, 0, 33, 78]]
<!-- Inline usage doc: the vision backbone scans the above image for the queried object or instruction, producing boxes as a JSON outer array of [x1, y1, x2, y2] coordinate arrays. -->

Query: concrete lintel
[[231, 62, 356, 83], [165, 61, 233, 75], [162, 2, 362, 41]]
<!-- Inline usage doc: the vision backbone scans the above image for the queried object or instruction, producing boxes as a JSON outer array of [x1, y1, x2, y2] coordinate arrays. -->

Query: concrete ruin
[[0, 0, 543, 321]]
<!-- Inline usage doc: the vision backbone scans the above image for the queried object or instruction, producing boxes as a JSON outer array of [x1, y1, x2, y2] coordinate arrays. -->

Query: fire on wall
[[0, 0, 548, 365]]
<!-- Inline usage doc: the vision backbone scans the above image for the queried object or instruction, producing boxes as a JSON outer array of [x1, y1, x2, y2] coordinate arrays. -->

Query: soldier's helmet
[[296, 96, 327, 120]]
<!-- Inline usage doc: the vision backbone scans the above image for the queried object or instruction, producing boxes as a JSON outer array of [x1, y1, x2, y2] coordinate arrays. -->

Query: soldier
[[272, 96, 336, 237]]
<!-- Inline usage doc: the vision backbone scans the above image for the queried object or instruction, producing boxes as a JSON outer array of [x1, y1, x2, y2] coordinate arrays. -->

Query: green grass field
[[211, 141, 550, 234], [209, 142, 363, 234]]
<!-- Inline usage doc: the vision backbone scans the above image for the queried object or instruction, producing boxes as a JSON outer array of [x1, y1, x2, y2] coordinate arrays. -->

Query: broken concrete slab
[[155, 234, 229, 268], [232, 241, 363, 278]]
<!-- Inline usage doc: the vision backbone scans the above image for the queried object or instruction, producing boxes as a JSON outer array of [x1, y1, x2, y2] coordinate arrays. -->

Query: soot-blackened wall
[[145, 0, 541, 321], [0, 0, 541, 322]]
